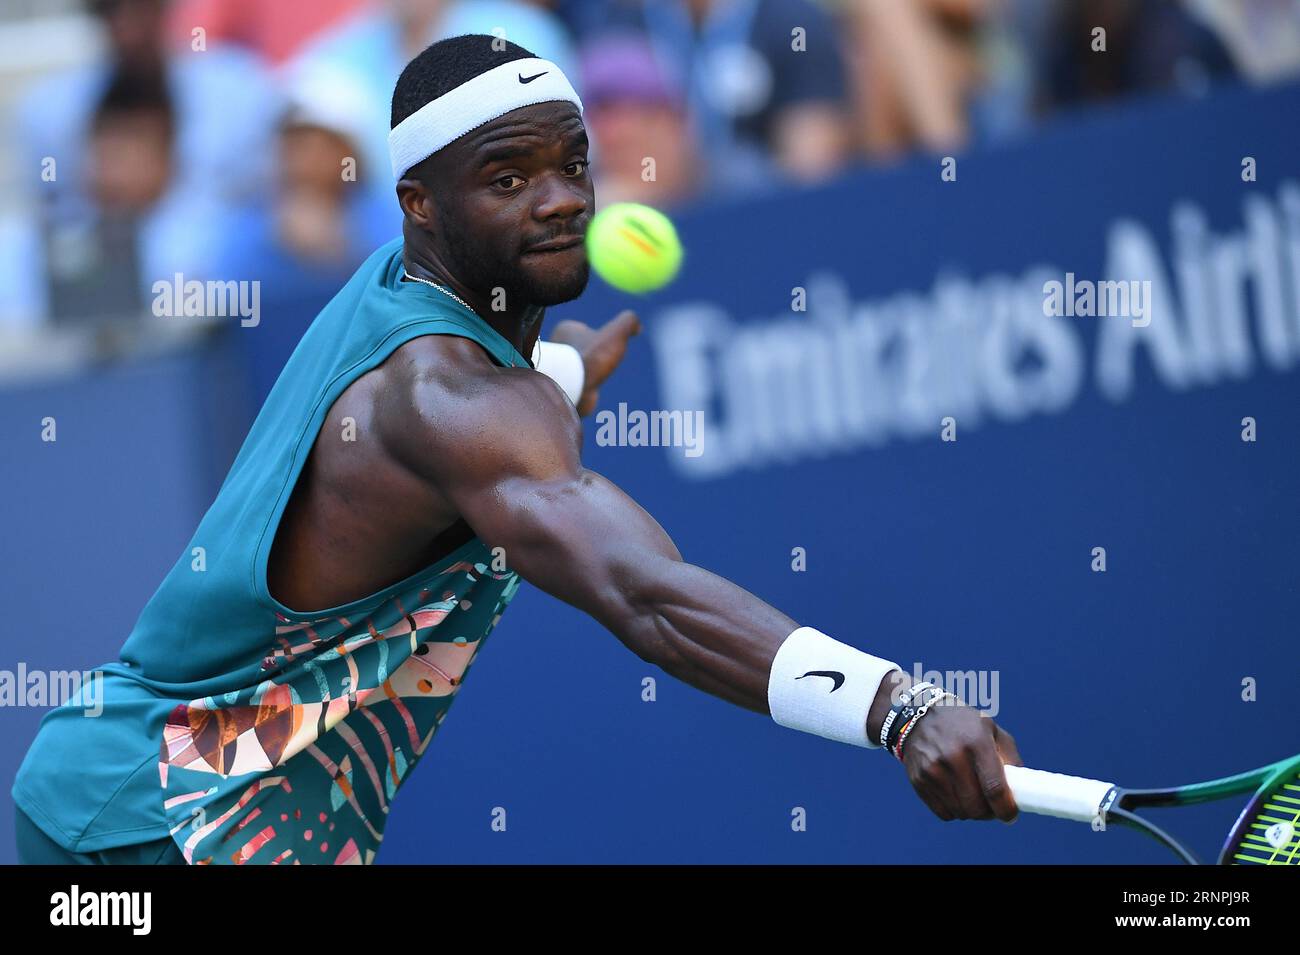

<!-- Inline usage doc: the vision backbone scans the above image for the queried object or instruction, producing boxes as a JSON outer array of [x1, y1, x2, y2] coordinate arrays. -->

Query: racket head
[[1219, 754, 1300, 865]]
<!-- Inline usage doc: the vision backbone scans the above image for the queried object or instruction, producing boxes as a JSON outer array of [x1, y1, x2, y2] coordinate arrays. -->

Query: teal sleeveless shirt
[[13, 238, 531, 864]]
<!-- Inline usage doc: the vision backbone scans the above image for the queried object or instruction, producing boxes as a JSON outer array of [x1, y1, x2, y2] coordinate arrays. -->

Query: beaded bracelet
[[883, 683, 949, 753], [878, 681, 936, 749], [892, 691, 958, 761]]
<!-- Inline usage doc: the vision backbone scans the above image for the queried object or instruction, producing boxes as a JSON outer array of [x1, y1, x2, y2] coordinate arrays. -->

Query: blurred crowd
[[2, 0, 1299, 339]]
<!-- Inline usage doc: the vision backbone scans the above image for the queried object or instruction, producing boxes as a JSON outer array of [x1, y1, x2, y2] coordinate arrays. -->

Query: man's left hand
[[549, 311, 641, 417]]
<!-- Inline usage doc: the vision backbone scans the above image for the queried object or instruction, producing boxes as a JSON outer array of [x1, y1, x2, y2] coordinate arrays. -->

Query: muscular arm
[[386, 338, 794, 712], [491, 469, 796, 711], [381, 336, 1021, 821]]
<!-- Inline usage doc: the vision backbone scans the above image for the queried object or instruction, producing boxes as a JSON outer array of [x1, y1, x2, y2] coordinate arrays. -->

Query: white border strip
[[388, 57, 583, 180]]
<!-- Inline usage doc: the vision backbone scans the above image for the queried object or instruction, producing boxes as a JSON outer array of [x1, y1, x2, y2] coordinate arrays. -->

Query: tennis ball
[[585, 202, 683, 294]]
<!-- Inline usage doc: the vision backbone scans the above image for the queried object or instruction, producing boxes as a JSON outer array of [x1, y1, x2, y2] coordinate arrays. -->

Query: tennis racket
[[1004, 754, 1300, 864]]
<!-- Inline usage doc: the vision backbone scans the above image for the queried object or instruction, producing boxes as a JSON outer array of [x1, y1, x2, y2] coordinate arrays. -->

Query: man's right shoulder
[[386, 333, 500, 386], [376, 334, 580, 479], [383, 334, 554, 404]]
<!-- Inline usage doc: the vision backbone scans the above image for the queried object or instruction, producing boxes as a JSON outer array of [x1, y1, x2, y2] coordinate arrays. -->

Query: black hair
[[390, 34, 536, 129], [91, 66, 174, 134]]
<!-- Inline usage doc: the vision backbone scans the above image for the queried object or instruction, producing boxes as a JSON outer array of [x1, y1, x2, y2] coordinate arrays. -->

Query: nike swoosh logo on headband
[[518, 71, 548, 84], [796, 670, 846, 692]]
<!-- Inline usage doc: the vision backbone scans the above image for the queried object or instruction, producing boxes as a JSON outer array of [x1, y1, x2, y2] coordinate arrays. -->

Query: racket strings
[[1229, 770, 1300, 865]]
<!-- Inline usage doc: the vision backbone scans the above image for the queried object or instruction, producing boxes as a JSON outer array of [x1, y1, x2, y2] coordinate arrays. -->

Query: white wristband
[[766, 627, 900, 749], [531, 340, 585, 406]]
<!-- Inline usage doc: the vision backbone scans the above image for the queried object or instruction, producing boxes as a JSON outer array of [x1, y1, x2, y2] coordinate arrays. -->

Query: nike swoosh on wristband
[[796, 670, 846, 692], [518, 71, 548, 84]]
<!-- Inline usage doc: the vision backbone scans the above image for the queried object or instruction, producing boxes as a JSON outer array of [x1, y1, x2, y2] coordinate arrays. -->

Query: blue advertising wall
[[2, 80, 1297, 864]]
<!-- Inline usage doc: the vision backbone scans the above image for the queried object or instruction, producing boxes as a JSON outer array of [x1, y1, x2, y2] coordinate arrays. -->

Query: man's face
[[419, 101, 593, 307]]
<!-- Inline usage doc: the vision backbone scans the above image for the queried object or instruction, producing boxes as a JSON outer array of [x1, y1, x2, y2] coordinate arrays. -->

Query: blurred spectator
[[580, 33, 701, 207], [438, 0, 578, 73], [167, 0, 368, 65], [6, 0, 281, 324], [842, 0, 1036, 159], [1042, 0, 1238, 108], [588, 0, 853, 193], [551, 0, 625, 39], [214, 62, 392, 400], [291, 0, 578, 224], [1183, 0, 1300, 83], [87, 68, 175, 216], [843, 0, 981, 158], [40, 67, 175, 324], [17, 0, 279, 209]]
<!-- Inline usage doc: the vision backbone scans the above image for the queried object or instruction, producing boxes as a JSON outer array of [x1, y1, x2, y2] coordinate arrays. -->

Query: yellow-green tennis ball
[[585, 202, 683, 294]]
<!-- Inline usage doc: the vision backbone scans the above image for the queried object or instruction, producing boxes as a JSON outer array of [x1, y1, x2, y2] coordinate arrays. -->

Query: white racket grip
[[1004, 766, 1117, 823]]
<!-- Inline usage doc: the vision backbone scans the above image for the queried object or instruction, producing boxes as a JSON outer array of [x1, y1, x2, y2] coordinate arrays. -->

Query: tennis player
[[13, 35, 1021, 865]]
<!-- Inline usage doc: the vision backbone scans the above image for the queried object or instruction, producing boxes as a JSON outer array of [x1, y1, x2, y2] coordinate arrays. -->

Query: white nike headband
[[389, 57, 584, 181]]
